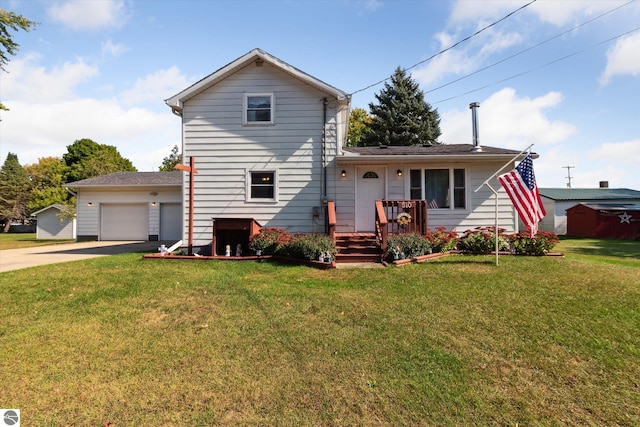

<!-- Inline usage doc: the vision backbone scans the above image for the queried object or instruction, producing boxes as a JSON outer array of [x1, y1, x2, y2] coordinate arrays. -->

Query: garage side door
[[160, 203, 182, 241], [101, 204, 148, 241]]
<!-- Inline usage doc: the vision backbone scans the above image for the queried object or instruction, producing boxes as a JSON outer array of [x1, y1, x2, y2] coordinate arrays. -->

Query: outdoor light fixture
[[396, 169, 403, 177], [341, 170, 347, 177], [87, 202, 93, 207], [151, 202, 157, 207]]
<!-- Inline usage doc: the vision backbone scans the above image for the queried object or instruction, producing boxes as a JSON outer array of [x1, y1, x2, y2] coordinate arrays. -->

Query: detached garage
[[67, 172, 182, 242]]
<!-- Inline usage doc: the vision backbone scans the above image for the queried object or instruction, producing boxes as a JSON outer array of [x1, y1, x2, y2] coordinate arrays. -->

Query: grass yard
[[1, 239, 639, 425], [0, 233, 75, 250]]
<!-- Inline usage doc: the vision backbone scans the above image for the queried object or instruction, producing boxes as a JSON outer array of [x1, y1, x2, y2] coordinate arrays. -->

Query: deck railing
[[374, 201, 388, 253], [327, 201, 336, 243], [375, 200, 429, 255]]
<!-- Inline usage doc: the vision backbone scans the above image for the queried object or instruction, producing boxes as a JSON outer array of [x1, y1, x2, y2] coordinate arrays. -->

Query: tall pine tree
[[0, 152, 32, 231], [362, 67, 441, 146]]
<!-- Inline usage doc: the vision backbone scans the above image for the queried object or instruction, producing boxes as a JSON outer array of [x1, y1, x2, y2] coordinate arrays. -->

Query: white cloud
[[587, 139, 640, 166], [412, 28, 522, 88], [599, 31, 640, 85], [0, 99, 179, 171], [120, 66, 192, 105], [2, 54, 99, 103], [0, 51, 183, 172], [441, 87, 575, 148], [450, 0, 629, 27], [48, 0, 129, 31], [102, 39, 128, 58]]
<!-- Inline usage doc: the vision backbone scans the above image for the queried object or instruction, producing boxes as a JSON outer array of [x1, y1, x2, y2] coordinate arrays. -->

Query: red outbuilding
[[566, 203, 640, 240]]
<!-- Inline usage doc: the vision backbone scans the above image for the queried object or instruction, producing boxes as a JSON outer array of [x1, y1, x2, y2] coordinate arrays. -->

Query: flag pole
[[474, 144, 534, 266]]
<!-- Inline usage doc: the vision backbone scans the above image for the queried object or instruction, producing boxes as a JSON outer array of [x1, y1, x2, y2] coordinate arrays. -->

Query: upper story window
[[244, 93, 274, 124], [247, 170, 277, 202], [410, 168, 466, 209]]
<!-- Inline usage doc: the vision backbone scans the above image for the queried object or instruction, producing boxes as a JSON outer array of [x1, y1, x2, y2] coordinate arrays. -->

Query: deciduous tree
[[63, 138, 136, 182], [25, 157, 71, 213], [347, 108, 372, 147], [159, 145, 182, 171], [1, 8, 37, 112]]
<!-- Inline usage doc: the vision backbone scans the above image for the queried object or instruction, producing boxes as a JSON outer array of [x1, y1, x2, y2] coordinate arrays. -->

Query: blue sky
[[2, 0, 639, 189]]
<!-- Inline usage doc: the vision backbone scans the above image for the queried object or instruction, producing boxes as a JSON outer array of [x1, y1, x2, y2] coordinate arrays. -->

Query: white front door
[[355, 166, 386, 232]]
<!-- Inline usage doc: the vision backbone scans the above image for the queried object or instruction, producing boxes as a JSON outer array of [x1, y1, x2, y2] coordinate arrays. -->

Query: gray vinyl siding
[[35, 208, 75, 239], [182, 62, 344, 247], [335, 161, 518, 234]]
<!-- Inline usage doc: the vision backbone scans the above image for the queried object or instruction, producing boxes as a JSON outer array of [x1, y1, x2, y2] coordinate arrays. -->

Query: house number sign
[[400, 201, 414, 209]]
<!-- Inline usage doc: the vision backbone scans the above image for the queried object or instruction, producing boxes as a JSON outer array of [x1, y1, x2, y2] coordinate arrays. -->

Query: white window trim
[[407, 166, 468, 211], [246, 169, 279, 203], [243, 92, 275, 125]]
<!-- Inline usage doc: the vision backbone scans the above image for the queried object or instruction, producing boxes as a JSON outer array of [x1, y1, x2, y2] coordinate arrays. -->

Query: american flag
[[497, 153, 546, 237]]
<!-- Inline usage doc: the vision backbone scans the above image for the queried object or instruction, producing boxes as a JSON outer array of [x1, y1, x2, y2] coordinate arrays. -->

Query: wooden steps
[[334, 233, 382, 264]]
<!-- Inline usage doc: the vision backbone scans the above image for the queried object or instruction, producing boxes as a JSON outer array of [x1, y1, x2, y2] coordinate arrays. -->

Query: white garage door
[[101, 204, 148, 241], [160, 203, 182, 241]]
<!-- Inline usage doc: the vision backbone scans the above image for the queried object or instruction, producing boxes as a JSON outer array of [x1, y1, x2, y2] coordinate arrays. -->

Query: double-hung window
[[247, 170, 277, 202], [410, 168, 466, 209], [244, 93, 274, 124]]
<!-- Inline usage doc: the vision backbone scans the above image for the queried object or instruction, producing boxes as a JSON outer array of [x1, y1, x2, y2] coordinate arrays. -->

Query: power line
[[349, 0, 537, 97], [424, 0, 636, 96], [432, 27, 640, 105]]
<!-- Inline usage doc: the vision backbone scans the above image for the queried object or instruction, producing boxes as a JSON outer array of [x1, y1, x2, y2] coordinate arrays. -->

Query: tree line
[[0, 140, 182, 232]]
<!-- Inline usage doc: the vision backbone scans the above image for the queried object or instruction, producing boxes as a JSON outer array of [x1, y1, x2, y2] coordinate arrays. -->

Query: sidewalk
[[0, 241, 162, 273]]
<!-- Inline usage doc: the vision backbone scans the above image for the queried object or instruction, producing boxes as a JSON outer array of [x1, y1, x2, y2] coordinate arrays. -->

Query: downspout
[[322, 97, 328, 234], [322, 97, 328, 200]]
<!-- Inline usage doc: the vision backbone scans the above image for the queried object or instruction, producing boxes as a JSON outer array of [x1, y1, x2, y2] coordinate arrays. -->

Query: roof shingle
[[67, 171, 182, 187]]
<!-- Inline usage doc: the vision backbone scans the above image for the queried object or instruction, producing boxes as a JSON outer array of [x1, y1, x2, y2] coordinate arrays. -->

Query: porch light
[[341, 170, 347, 177], [151, 202, 157, 207], [87, 202, 93, 207], [396, 169, 403, 177]]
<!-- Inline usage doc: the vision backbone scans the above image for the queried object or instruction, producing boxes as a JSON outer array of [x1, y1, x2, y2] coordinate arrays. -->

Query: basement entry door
[[100, 203, 148, 241], [355, 166, 386, 232]]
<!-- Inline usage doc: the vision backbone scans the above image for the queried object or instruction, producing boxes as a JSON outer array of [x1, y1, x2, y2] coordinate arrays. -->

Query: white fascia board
[[336, 153, 525, 164], [165, 48, 350, 111]]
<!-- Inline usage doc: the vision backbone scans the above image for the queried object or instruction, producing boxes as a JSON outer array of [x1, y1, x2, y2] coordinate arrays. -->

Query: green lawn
[[1, 238, 638, 425], [0, 233, 74, 250]]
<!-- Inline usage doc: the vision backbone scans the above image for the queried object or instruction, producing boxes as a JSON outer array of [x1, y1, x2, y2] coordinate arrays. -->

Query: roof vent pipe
[[469, 102, 482, 153], [599, 181, 609, 188]]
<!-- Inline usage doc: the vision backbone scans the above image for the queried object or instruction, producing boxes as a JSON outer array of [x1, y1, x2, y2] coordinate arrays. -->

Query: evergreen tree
[[0, 152, 32, 232], [159, 145, 182, 171], [362, 67, 441, 146]]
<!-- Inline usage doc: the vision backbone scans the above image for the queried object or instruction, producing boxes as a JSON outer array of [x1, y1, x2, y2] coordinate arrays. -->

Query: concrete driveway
[[0, 241, 163, 273]]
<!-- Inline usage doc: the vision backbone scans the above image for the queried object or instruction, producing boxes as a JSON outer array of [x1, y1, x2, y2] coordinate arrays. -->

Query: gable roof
[[340, 144, 529, 162], [165, 48, 351, 114], [30, 204, 68, 216], [539, 188, 640, 201], [66, 171, 182, 187]]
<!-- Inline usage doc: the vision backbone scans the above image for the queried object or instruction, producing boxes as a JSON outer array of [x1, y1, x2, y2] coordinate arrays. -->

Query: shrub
[[509, 231, 559, 256], [425, 227, 459, 253], [458, 227, 509, 254], [386, 233, 432, 262], [285, 233, 337, 261], [249, 228, 293, 255]]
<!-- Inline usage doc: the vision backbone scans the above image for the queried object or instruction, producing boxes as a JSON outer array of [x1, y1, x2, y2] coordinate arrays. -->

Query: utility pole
[[562, 166, 574, 188]]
